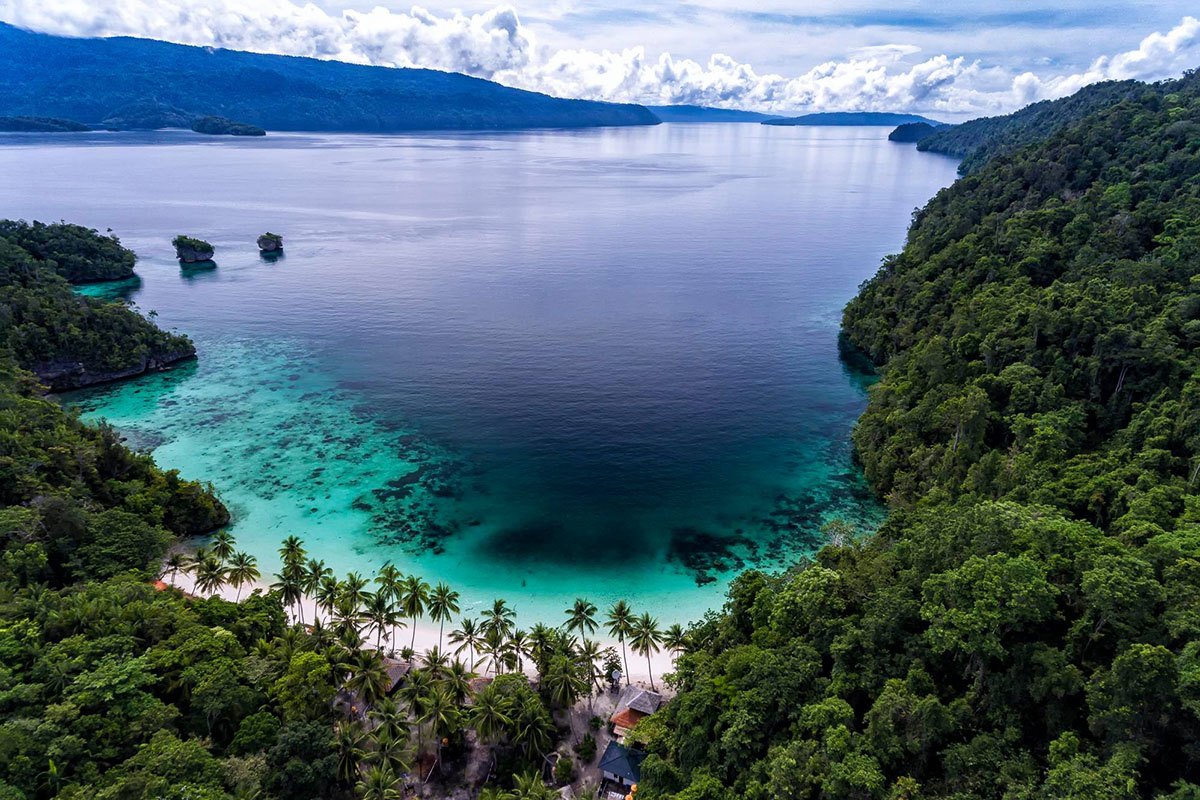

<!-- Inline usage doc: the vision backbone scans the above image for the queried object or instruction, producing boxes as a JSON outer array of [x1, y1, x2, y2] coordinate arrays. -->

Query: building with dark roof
[[599, 741, 646, 789]]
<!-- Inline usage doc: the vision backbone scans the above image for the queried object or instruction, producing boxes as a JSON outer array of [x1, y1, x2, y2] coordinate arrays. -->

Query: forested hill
[[0, 23, 659, 132], [915, 78, 1151, 173], [633, 73, 1200, 797]]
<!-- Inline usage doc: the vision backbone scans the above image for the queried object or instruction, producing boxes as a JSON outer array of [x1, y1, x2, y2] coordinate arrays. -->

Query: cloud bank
[[1, 0, 1198, 115]]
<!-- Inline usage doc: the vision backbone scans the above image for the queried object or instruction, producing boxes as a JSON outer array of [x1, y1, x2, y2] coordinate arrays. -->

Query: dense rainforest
[[631, 72, 1200, 798]]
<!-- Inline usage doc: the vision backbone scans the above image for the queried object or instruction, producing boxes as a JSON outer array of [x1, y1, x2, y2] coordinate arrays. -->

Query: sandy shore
[[165, 566, 676, 686]]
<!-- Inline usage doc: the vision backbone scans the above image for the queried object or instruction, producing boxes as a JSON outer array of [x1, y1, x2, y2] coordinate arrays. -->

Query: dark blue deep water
[[0, 124, 959, 621]]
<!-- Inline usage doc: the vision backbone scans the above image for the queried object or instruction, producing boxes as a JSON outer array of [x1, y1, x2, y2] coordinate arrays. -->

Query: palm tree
[[195, 557, 227, 596], [303, 558, 332, 616], [356, 764, 402, 800], [368, 697, 409, 744], [271, 566, 304, 624], [564, 598, 598, 644], [575, 638, 605, 697], [543, 654, 587, 709], [509, 629, 529, 673], [469, 683, 512, 766], [365, 592, 398, 651], [511, 695, 553, 758], [347, 650, 391, 708], [227, 551, 260, 602], [186, 545, 211, 576], [481, 627, 507, 675], [366, 729, 412, 776], [483, 598, 516, 639], [604, 600, 635, 686], [526, 623, 555, 674], [428, 582, 460, 649], [374, 564, 403, 601], [160, 552, 187, 583], [418, 685, 461, 774], [449, 617, 482, 670], [336, 721, 368, 783], [422, 645, 449, 679], [317, 574, 341, 625], [278, 535, 307, 568], [341, 572, 373, 611], [511, 771, 556, 800], [663, 623, 689, 660], [630, 612, 663, 690], [210, 529, 236, 563], [398, 575, 430, 652], [444, 658, 476, 704]]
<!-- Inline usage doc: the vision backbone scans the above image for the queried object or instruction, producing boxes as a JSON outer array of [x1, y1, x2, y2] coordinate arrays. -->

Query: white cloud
[[1, 0, 1197, 116]]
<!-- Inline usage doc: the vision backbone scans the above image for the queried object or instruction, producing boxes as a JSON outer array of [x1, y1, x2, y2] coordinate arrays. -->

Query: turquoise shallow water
[[1, 125, 959, 624]]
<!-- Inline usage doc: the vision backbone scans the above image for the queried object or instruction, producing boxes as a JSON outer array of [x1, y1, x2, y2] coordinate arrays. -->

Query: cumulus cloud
[[1, 0, 1197, 116]]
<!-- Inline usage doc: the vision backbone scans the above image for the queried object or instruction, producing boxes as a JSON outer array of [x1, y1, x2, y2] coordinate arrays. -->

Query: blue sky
[[3, 0, 1198, 116]]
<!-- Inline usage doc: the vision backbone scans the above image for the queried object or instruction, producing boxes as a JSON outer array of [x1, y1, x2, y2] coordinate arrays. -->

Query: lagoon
[[0, 124, 959, 624]]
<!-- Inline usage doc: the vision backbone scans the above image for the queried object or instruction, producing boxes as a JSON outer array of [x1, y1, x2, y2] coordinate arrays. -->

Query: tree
[[605, 600, 635, 685], [663, 623, 690, 660], [195, 556, 228, 596], [511, 771, 556, 800], [271, 565, 304, 624], [336, 721, 368, 783], [210, 529, 236, 563], [429, 582, 461, 649], [278, 536, 307, 569], [470, 683, 513, 751], [365, 591, 399, 651], [484, 598, 516, 639], [565, 597, 598, 644], [630, 612, 663, 690], [399, 575, 430, 652], [227, 551, 260, 602], [450, 617, 482, 670], [347, 650, 391, 708], [357, 764, 402, 800]]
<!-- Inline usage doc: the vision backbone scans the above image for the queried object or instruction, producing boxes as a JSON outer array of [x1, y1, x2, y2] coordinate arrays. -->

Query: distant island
[[0, 22, 659, 133], [646, 105, 780, 123], [887, 121, 941, 142], [0, 115, 91, 132], [191, 115, 266, 136], [764, 111, 943, 127]]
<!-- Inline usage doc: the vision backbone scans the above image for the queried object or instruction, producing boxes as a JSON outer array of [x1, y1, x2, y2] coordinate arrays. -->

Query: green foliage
[[553, 754, 575, 784], [0, 219, 135, 281], [649, 70, 1200, 799], [191, 115, 266, 136], [172, 235, 214, 254]]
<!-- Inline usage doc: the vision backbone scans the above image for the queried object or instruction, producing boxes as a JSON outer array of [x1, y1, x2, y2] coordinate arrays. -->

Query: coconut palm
[[422, 645, 450, 679], [631, 612, 663, 690], [398, 667, 431, 712], [511, 695, 553, 758], [543, 653, 587, 709], [449, 617, 482, 670], [365, 591, 399, 651], [303, 558, 332, 614], [334, 595, 365, 643], [511, 771, 556, 800], [374, 564, 404, 602], [480, 627, 508, 675], [278, 535, 306, 568], [366, 728, 412, 776], [356, 764, 402, 800], [160, 552, 187, 583], [444, 658, 476, 705], [368, 697, 409, 744], [428, 582, 460, 649], [483, 598, 516, 639], [271, 566, 304, 624], [341, 572, 373, 612], [418, 684, 461, 772], [604, 600, 635, 686], [663, 623, 690, 660], [509, 629, 529, 673], [194, 557, 227, 596], [316, 574, 341, 625], [336, 721, 368, 783], [210, 529, 236, 563], [347, 650, 391, 708], [186, 546, 211, 576], [575, 637, 605, 696], [398, 575, 430, 652], [564, 598, 598, 644], [227, 551, 260, 602], [469, 683, 512, 756]]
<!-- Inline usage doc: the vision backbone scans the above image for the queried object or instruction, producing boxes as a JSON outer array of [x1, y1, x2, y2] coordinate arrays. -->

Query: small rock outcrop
[[173, 235, 215, 263], [257, 232, 283, 252], [888, 121, 939, 143]]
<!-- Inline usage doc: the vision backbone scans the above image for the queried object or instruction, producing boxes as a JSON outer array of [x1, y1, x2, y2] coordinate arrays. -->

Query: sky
[[1, 0, 1198, 118]]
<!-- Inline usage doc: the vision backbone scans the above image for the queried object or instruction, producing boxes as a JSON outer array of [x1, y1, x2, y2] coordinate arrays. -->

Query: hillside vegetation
[[635, 73, 1200, 798], [0, 23, 659, 133], [916, 79, 1151, 173]]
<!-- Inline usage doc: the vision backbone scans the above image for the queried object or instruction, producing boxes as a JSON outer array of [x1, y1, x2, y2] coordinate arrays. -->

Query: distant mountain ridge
[[646, 105, 779, 122], [763, 111, 943, 127], [0, 23, 658, 132]]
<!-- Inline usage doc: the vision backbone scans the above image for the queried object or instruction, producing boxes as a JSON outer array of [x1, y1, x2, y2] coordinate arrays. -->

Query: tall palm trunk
[[620, 637, 631, 686]]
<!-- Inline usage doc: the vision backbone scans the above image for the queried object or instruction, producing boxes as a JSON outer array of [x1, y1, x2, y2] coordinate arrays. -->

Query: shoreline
[[164, 551, 678, 687]]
